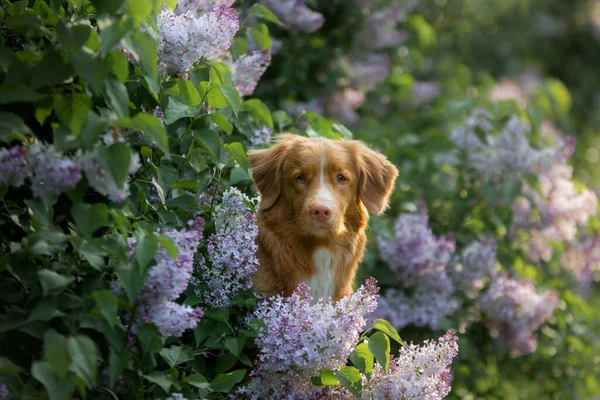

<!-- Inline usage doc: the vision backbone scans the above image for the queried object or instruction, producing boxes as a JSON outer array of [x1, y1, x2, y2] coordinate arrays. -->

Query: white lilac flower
[[174, 0, 235, 16], [79, 149, 141, 202], [346, 53, 391, 92], [512, 164, 598, 261], [0, 145, 29, 187], [195, 188, 259, 307], [156, 4, 239, 74], [249, 125, 272, 148], [27, 143, 82, 198], [449, 237, 498, 297], [134, 218, 205, 337], [479, 273, 558, 355], [228, 50, 271, 97], [561, 236, 600, 296], [357, 7, 408, 50], [259, 0, 325, 33], [363, 329, 459, 400], [239, 279, 379, 398], [450, 111, 575, 182]]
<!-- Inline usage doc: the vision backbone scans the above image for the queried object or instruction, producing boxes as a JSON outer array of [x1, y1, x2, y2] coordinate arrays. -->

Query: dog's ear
[[248, 134, 293, 210], [356, 143, 398, 215]]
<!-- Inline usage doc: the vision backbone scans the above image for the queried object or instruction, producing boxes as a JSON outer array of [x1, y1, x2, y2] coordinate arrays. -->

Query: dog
[[248, 134, 398, 301]]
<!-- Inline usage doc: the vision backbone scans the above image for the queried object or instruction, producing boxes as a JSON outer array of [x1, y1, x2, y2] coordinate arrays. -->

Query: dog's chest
[[304, 248, 335, 300]]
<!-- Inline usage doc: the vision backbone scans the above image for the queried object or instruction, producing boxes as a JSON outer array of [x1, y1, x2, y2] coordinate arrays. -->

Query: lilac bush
[[229, 50, 272, 97], [260, 0, 325, 33], [0, 145, 29, 187], [449, 237, 498, 297]]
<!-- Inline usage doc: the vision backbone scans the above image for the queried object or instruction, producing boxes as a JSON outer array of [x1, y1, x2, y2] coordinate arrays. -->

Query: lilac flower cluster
[[412, 81, 441, 106], [0, 384, 8, 398], [229, 50, 271, 97], [327, 88, 366, 125], [79, 149, 141, 203], [346, 53, 391, 92], [260, 0, 325, 33], [450, 110, 575, 182], [449, 237, 498, 297], [165, 394, 189, 400], [175, 0, 235, 17], [132, 218, 205, 337], [376, 213, 457, 329], [512, 164, 598, 261], [156, 4, 239, 74], [363, 329, 459, 400], [239, 279, 379, 398], [0, 143, 82, 198], [248, 125, 272, 148], [561, 236, 600, 296], [194, 188, 259, 307], [357, 8, 408, 50], [479, 273, 558, 355]]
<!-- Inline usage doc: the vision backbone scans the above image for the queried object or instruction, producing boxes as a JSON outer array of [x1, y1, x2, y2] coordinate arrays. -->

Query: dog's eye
[[296, 174, 306, 182], [337, 174, 348, 183]]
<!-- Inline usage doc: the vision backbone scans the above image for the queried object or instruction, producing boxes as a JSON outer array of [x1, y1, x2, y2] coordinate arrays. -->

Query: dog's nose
[[311, 203, 332, 222]]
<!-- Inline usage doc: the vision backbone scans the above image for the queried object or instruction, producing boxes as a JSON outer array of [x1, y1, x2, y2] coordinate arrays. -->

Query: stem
[[121, 303, 139, 354], [209, 167, 222, 216]]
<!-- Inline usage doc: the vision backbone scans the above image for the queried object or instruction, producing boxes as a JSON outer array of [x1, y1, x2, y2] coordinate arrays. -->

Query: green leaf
[[209, 62, 232, 85], [0, 83, 47, 104], [52, 93, 92, 137], [206, 83, 227, 109], [135, 232, 159, 269], [350, 342, 374, 377], [44, 330, 70, 379], [71, 202, 109, 238], [224, 142, 250, 174], [224, 337, 240, 357], [0, 112, 32, 142], [107, 50, 129, 83], [334, 366, 362, 398], [165, 0, 178, 10], [32, 361, 75, 400], [204, 307, 230, 322], [38, 270, 75, 297], [56, 21, 92, 53], [193, 129, 222, 164], [103, 77, 130, 118], [158, 235, 178, 259], [177, 79, 202, 105], [92, 290, 119, 329], [99, 18, 131, 53], [118, 113, 169, 155], [368, 332, 390, 373], [136, 323, 165, 353], [211, 369, 246, 393], [115, 261, 147, 304], [31, 49, 73, 89], [81, 111, 109, 151], [311, 369, 339, 386], [219, 85, 241, 117], [332, 123, 353, 139], [188, 148, 207, 172], [248, 3, 284, 26], [143, 371, 173, 393], [128, 0, 153, 20], [164, 96, 203, 124], [246, 23, 272, 50], [25, 198, 54, 227], [109, 349, 130, 387], [97, 142, 132, 189], [230, 38, 248, 59], [0, 357, 23, 376], [242, 99, 273, 129], [160, 345, 195, 368], [188, 373, 211, 391], [72, 49, 109, 94], [167, 194, 199, 209], [372, 318, 403, 345], [210, 113, 233, 134], [122, 31, 159, 97], [91, 0, 126, 14], [157, 165, 179, 193], [27, 298, 66, 322], [67, 335, 100, 389]]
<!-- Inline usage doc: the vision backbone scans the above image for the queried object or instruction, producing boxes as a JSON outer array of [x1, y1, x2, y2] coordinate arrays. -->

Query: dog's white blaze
[[315, 150, 334, 207], [305, 248, 335, 300]]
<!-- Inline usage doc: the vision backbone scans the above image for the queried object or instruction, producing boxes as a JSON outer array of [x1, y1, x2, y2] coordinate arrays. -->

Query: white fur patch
[[315, 151, 335, 207], [305, 248, 335, 300]]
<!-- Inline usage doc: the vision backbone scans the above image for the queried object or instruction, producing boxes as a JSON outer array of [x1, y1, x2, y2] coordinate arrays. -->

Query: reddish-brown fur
[[248, 134, 398, 301]]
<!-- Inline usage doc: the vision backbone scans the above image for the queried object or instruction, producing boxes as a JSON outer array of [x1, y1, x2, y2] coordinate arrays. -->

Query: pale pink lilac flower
[[239, 279, 379, 398], [450, 111, 575, 182], [133, 218, 205, 337], [363, 329, 459, 400], [0, 145, 29, 187], [489, 80, 528, 107], [327, 88, 366, 125], [229, 50, 271, 97], [195, 188, 259, 307], [79, 149, 141, 202], [561, 236, 600, 296], [259, 0, 325, 33], [27, 143, 81, 198], [512, 164, 598, 261], [479, 273, 558, 355], [357, 7, 408, 50], [156, 4, 239, 74], [449, 237, 498, 297], [346, 53, 391, 91]]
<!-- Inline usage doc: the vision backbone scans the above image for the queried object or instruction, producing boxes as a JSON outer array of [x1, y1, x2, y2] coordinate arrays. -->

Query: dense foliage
[[0, 0, 599, 399]]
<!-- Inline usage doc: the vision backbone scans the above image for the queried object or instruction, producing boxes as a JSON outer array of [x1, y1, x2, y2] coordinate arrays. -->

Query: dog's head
[[248, 134, 398, 237]]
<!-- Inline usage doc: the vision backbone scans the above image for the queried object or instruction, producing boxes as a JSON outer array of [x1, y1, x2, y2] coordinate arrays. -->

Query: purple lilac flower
[[195, 188, 259, 307], [327, 88, 366, 125], [259, 0, 325, 33], [196, 184, 222, 207], [412, 81, 441, 106], [0, 145, 29, 187], [0, 384, 8, 398], [346, 53, 391, 92], [363, 330, 459, 400], [156, 4, 239, 74], [357, 7, 408, 50], [133, 217, 205, 337], [249, 125, 272, 148], [449, 237, 498, 297], [479, 273, 558, 355], [26, 143, 81, 198], [228, 50, 271, 97], [512, 164, 597, 262], [79, 149, 141, 202], [239, 279, 379, 398], [561, 236, 600, 296], [174, 0, 235, 16], [450, 110, 575, 182]]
